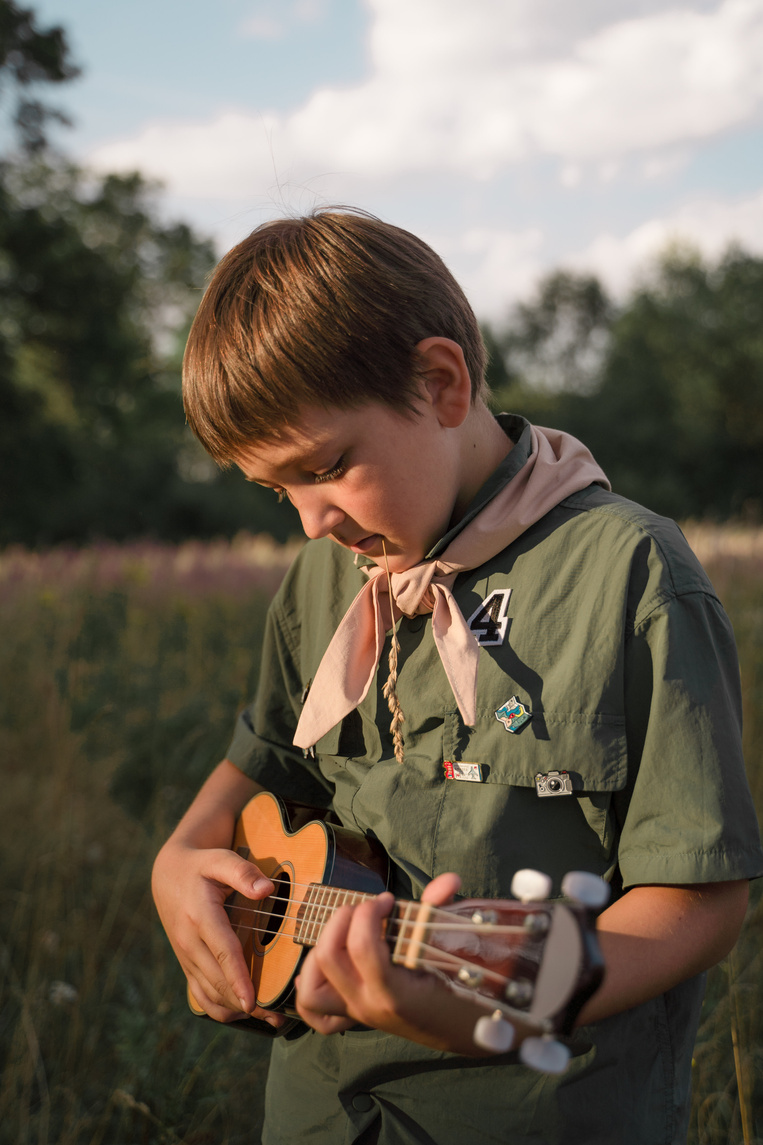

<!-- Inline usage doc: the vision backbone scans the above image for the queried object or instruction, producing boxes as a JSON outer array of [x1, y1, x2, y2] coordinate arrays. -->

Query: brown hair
[[182, 208, 487, 464]]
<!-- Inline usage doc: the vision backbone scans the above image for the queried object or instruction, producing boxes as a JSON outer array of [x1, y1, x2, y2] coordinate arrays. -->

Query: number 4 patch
[[467, 588, 512, 647]]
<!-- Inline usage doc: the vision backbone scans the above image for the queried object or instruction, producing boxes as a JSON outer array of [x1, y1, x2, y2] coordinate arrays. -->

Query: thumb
[[421, 872, 461, 906]]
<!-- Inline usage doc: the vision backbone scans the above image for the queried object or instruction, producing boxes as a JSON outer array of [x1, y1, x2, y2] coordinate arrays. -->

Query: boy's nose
[[293, 490, 345, 540]]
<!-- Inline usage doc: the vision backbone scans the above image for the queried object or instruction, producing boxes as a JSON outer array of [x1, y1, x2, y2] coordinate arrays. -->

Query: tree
[[0, 1, 301, 546], [489, 248, 763, 520], [0, 0, 79, 151], [495, 270, 614, 395], [584, 247, 763, 518]]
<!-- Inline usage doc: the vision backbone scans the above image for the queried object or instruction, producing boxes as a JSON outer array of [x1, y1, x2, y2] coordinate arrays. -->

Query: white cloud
[[239, 15, 284, 39], [434, 185, 763, 319], [89, 0, 763, 195], [567, 186, 763, 296], [432, 225, 547, 321], [240, 0, 326, 37]]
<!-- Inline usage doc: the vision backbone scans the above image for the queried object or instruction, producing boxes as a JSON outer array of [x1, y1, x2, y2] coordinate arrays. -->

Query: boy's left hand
[[294, 872, 511, 1055]]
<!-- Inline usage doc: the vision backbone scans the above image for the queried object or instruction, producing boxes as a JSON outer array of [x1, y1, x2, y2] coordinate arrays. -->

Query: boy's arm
[[151, 759, 284, 1026], [575, 879, 749, 1024], [294, 878, 750, 1055]]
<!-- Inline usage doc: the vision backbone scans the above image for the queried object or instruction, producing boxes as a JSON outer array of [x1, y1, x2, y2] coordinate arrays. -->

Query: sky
[[29, 0, 763, 322]]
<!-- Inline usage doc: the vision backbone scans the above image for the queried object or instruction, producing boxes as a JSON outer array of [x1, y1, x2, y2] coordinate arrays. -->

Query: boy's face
[[235, 394, 467, 573]]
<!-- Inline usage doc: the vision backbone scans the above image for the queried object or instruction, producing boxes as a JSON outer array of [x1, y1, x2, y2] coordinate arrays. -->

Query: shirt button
[[408, 615, 424, 632], [351, 1093, 374, 1112]]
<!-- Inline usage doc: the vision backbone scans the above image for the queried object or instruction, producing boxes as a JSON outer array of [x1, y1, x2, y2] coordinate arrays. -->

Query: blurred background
[[1, 3, 761, 1143]]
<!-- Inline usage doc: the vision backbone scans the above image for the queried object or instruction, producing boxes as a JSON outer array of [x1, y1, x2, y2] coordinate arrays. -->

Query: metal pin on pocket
[[495, 696, 532, 733], [534, 770, 573, 797], [443, 761, 484, 782]]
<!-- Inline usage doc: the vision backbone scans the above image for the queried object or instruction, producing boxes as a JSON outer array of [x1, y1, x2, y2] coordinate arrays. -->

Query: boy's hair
[[182, 208, 488, 464]]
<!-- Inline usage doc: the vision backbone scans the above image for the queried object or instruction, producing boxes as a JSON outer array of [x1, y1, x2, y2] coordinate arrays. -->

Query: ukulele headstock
[[396, 867, 608, 1071]]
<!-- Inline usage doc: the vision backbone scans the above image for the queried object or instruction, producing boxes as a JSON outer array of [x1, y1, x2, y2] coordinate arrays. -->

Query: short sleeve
[[616, 587, 763, 887], [225, 597, 333, 809]]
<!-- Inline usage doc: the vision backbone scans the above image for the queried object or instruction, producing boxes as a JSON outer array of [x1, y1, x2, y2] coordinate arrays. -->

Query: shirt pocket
[[433, 707, 627, 898]]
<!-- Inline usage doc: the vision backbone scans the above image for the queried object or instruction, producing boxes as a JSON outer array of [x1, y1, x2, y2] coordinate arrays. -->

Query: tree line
[[484, 253, 763, 521], [1, 0, 760, 549]]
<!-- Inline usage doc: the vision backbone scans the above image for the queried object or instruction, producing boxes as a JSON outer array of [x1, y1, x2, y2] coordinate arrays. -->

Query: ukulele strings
[[230, 871, 528, 932], [222, 894, 524, 987], [225, 898, 511, 986], [223, 893, 527, 938]]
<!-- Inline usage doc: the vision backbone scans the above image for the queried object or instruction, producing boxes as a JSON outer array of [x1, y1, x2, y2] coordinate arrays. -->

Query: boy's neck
[[449, 404, 514, 529]]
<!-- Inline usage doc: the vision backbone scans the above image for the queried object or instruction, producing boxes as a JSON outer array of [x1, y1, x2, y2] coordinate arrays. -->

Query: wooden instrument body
[[188, 792, 389, 1019], [187, 791, 605, 1042]]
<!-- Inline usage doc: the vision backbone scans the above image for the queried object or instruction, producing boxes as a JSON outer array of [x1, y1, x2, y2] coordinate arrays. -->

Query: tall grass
[[0, 527, 760, 1144], [681, 525, 763, 1145], [0, 536, 299, 1145]]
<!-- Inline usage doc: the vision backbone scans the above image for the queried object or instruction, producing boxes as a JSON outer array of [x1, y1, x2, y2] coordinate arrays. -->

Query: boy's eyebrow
[[239, 436, 337, 483]]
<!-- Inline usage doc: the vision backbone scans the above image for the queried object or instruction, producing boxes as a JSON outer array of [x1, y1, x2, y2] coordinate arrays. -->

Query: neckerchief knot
[[293, 422, 609, 756]]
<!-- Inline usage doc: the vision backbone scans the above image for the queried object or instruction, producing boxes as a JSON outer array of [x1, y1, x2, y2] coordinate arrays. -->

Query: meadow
[[0, 526, 761, 1145]]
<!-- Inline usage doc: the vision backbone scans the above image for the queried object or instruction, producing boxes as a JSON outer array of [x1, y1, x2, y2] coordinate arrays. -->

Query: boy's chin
[[368, 550, 424, 574]]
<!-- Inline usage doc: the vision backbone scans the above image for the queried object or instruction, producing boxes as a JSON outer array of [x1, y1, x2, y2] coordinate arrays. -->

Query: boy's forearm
[[576, 880, 749, 1026], [167, 759, 263, 848]]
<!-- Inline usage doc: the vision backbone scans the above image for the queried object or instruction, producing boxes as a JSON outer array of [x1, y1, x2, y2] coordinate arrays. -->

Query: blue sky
[[30, 0, 763, 321]]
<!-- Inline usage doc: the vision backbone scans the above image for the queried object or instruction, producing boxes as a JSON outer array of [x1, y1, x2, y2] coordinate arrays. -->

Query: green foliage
[[490, 250, 763, 520], [0, 0, 80, 152], [0, 1, 302, 548], [0, 156, 304, 546]]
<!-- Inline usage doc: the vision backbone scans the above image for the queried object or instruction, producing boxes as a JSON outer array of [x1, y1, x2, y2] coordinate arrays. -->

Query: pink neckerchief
[[293, 422, 609, 751]]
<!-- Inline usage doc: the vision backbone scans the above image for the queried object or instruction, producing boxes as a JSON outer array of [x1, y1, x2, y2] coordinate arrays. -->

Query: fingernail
[[265, 1016, 281, 1028], [253, 877, 272, 895], [238, 996, 250, 1012]]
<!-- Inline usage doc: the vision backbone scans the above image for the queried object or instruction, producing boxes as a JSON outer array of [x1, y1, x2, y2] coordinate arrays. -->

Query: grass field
[[0, 526, 761, 1145]]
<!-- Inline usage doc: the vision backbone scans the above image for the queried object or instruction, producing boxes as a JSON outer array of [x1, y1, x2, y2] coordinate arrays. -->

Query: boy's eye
[[313, 457, 346, 484]]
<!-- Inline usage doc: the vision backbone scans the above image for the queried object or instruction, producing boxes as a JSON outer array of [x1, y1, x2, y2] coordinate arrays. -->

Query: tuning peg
[[561, 871, 610, 909], [473, 1010, 515, 1053], [519, 1036, 571, 1074], [511, 868, 552, 903]]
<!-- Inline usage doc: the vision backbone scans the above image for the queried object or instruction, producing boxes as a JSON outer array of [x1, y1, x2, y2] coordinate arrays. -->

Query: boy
[[152, 210, 762, 1144]]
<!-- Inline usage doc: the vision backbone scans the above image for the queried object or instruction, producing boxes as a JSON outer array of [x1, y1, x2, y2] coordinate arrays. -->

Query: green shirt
[[227, 415, 762, 1144]]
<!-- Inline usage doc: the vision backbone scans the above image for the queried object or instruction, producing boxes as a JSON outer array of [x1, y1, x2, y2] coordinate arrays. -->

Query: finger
[[192, 908, 257, 1012], [421, 872, 461, 906], [343, 893, 396, 987], [296, 951, 351, 1017], [201, 849, 275, 901]]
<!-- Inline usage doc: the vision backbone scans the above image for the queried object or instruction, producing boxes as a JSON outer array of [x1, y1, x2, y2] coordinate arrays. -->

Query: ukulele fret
[[392, 900, 433, 969], [296, 883, 368, 946]]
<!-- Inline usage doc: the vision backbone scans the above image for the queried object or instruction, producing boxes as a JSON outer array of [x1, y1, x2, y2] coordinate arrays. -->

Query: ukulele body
[[187, 791, 605, 1046], [188, 791, 390, 1019]]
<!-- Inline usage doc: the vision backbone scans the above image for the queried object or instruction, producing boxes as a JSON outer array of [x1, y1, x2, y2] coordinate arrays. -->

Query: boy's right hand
[[151, 762, 286, 1028]]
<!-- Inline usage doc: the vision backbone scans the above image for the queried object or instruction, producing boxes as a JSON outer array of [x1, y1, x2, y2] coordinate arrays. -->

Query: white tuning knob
[[473, 1011, 515, 1053], [561, 871, 610, 909], [519, 1036, 571, 1074], [511, 868, 553, 903]]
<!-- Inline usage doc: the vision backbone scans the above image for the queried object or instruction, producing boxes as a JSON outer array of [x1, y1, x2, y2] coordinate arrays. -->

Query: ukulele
[[187, 790, 607, 1071]]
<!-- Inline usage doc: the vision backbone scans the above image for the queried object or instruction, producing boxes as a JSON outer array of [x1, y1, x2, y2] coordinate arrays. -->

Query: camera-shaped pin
[[534, 770, 573, 797]]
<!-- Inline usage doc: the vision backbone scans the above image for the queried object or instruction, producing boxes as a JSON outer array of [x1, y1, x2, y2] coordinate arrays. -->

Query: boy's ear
[[414, 337, 472, 428]]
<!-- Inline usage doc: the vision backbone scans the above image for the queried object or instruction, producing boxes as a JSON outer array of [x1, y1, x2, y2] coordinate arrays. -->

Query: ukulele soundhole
[[260, 866, 291, 948]]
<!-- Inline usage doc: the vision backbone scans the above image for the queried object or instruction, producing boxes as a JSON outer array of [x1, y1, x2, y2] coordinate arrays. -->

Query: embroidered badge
[[467, 589, 512, 647], [495, 696, 532, 733], [443, 760, 484, 782], [535, 770, 573, 797]]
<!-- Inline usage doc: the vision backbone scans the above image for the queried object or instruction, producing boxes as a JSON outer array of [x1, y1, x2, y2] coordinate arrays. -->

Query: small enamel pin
[[495, 696, 533, 733], [444, 760, 484, 782], [535, 770, 573, 797]]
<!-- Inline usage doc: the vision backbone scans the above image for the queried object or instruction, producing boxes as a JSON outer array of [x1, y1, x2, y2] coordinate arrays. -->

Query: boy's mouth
[[338, 533, 380, 555]]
